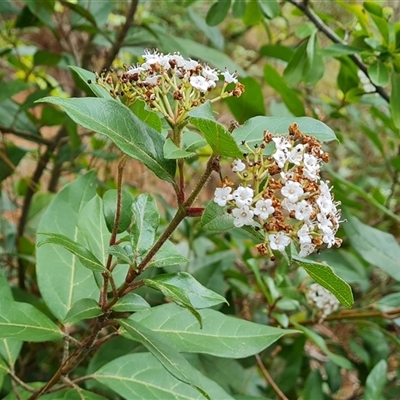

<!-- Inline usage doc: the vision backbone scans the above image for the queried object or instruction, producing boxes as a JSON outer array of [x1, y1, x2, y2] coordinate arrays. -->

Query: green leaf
[[225, 76, 265, 123], [292, 323, 354, 370], [243, 0, 262, 25], [199, 201, 235, 232], [303, 31, 324, 85], [164, 138, 195, 159], [284, 41, 307, 86], [145, 272, 228, 309], [232, 116, 336, 147], [129, 99, 162, 133], [293, 255, 354, 308], [0, 80, 31, 104], [111, 293, 150, 312], [108, 245, 132, 265], [63, 298, 103, 325], [36, 171, 99, 321], [263, 64, 305, 116], [0, 299, 63, 342], [93, 353, 233, 400], [0, 144, 26, 182], [303, 370, 323, 400], [232, 0, 246, 18], [258, 0, 279, 19], [33, 50, 61, 66], [41, 388, 108, 399], [368, 60, 389, 87], [206, 0, 231, 26], [343, 214, 400, 282], [36, 97, 176, 183], [131, 194, 160, 257], [102, 189, 133, 234], [118, 319, 210, 399], [364, 359, 387, 400], [144, 276, 203, 327], [147, 240, 189, 268], [69, 66, 112, 99], [260, 44, 294, 62], [321, 43, 365, 57], [38, 233, 107, 273], [182, 130, 207, 153], [128, 303, 298, 358], [190, 117, 242, 157], [390, 72, 400, 129]]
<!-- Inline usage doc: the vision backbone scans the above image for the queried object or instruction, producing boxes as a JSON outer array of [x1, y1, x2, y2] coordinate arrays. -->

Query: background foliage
[[1, 0, 400, 399]]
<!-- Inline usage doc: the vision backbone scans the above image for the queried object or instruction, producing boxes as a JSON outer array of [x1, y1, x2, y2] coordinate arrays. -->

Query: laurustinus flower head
[[213, 123, 343, 260], [93, 50, 245, 126]]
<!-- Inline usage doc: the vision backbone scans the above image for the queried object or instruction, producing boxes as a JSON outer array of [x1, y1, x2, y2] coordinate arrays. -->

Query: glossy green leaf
[[0, 99, 40, 135], [0, 80, 31, 104], [364, 359, 387, 400], [190, 117, 242, 157], [118, 319, 210, 399], [145, 272, 228, 309], [129, 99, 162, 133], [108, 245, 132, 265], [93, 353, 233, 400], [321, 43, 365, 57], [390, 72, 400, 129], [0, 299, 63, 342], [206, 0, 231, 26], [263, 64, 305, 116], [225, 76, 265, 123], [232, 0, 246, 18], [69, 66, 112, 99], [144, 275, 203, 327], [260, 44, 294, 62], [284, 41, 307, 86], [36, 97, 176, 183], [36, 171, 99, 321], [292, 323, 354, 370], [112, 293, 151, 312], [368, 60, 389, 87], [293, 255, 354, 308], [33, 50, 61, 66], [128, 303, 298, 358], [131, 194, 160, 257], [304, 31, 324, 85], [103, 189, 133, 234], [303, 370, 323, 400], [199, 201, 235, 232], [344, 214, 400, 281], [37, 233, 107, 273], [164, 138, 195, 159], [147, 240, 189, 268], [182, 130, 207, 153], [232, 116, 336, 147], [63, 298, 103, 325]]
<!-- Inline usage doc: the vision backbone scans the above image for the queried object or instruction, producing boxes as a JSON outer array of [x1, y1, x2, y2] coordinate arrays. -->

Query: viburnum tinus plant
[[1, 50, 352, 398]]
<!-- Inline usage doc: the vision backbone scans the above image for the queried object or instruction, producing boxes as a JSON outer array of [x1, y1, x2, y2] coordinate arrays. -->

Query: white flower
[[294, 200, 313, 221], [202, 66, 219, 82], [288, 144, 304, 165], [166, 53, 186, 68], [307, 283, 339, 319], [222, 69, 238, 84], [254, 199, 275, 220], [190, 75, 209, 92], [232, 159, 246, 172], [319, 181, 331, 198], [232, 205, 254, 227], [281, 181, 304, 203], [316, 195, 334, 214], [303, 167, 319, 181], [297, 224, 312, 244], [303, 153, 319, 171], [273, 149, 288, 168], [214, 187, 233, 207], [233, 186, 254, 207], [127, 65, 145, 75], [272, 137, 292, 152], [144, 75, 161, 85], [299, 243, 316, 257], [142, 49, 161, 65], [269, 232, 291, 252], [321, 226, 336, 248], [281, 198, 297, 212], [184, 58, 200, 71]]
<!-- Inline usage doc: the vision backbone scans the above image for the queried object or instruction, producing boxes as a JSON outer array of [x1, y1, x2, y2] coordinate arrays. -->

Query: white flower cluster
[[307, 283, 340, 320], [214, 124, 342, 258], [95, 49, 244, 124]]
